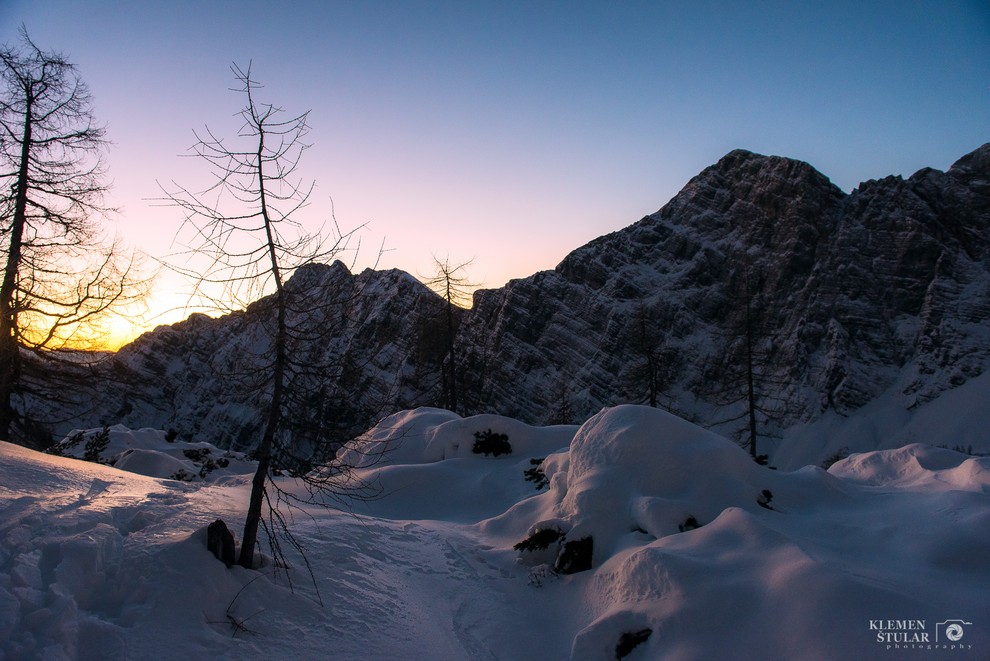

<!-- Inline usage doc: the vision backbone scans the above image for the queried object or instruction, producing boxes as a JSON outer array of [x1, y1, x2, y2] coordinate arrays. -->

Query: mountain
[[93, 263, 450, 449], [63, 144, 990, 466], [457, 145, 990, 452]]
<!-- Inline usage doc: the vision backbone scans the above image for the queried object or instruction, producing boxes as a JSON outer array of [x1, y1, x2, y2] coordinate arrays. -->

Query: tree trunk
[[745, 297, 758, 458], [0, 96, 32, 440], [238, 122, 288, 569]]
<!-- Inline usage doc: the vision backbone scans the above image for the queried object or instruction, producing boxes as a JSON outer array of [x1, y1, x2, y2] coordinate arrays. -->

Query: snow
[[773, 368, 990, 470], [2, 405, 988, 659]]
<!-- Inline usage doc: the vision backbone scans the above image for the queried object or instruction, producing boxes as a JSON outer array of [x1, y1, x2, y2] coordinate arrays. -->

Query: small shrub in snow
[[45, 430, 83, 457], [678, 516, 700, 532], [183, 448, 211, 463], [513, 527, 564, 553], [527, 564, 559, 588], [523, 458, 548, 490], [165, 428, 178, 443], [472, 429, 511, 457], [757, 489, 774, 510], [170, 469, 196, 482], [554, 536, 593, 574], [182, 447, 227, 477], [615, 628, 652, 659], [819, 447, 850, 469], [83, 427, 111, 463]]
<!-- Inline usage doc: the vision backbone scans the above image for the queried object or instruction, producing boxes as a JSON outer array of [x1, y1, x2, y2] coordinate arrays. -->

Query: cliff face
[[76, 145, 990, 457], [458, 145, 990, 432], [102, 263, 451, 448]]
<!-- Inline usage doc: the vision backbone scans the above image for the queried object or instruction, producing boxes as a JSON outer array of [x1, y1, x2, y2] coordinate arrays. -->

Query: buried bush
[[48, 428, 112, 463], [523, 457, 548, 490], [183, 447, 212, 463], [819, 446, 850, 469], [678, 515, 700, 532], [757, 489, 774, 510], [83, 427, 111, 463], [554, 536, 593, 574], [472, 429, 511, 456], [515, 529, 594, 575], [513, 527, 564, 552], [45, 430, 82, 457]]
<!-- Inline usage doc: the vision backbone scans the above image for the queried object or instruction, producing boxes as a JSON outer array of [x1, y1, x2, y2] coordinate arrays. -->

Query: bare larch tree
[[0, 28, 143, 444], [162, 63, 383, 577], [423, 256, 473, 413]]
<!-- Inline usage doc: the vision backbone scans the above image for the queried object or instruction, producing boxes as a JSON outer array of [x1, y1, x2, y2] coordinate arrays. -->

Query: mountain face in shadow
[[78, 145, 990, 460]]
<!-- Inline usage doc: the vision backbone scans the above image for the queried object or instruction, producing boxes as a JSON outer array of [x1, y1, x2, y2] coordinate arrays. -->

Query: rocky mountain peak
[[948, 142, 990, 179], [45, 146, 990, 471], [461, 145, 990, 438]]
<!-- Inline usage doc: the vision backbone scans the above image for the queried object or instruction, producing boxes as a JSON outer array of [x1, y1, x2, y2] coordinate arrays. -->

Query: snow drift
[[2, 406, 988, 659]]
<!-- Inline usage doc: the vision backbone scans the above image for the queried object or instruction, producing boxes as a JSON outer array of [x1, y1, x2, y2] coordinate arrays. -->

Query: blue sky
[[2, 1, 988, 335]]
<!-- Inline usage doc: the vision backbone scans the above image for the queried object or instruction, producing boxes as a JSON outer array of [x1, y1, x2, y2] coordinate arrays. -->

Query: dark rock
[[207, 519, 236, 566], [555, 536, 593, 574], [615, 628, 652, 659]]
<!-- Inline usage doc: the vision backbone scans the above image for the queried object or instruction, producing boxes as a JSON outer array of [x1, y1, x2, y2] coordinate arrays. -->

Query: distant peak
[[284, 260, 353, 291], [688, 148, 841, 198], [712, 148, 818, 175], [948, 143, 990, 178]]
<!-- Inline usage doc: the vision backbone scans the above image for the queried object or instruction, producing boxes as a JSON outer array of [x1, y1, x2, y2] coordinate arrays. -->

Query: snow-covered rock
[[47, 425, 255, 481]]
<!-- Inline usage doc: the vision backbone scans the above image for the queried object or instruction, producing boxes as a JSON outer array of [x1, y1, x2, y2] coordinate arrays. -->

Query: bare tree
[[622, 301, 679, 409], [162, 63, 383, 577], [423, 256, 474, 413], [544, 377, 575, 425], [704, 265, 791, 464], [0, 28, 145, 444]]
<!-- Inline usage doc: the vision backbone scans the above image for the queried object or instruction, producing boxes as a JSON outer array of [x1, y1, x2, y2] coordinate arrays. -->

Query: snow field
[[2, 404, 988, 659]]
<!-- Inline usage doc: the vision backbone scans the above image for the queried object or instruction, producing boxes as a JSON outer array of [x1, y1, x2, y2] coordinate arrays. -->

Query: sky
[[1, 1, 988, 345]]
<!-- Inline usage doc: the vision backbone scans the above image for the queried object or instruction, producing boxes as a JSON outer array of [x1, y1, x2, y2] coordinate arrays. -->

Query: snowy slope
[[3, 406, 987, 660]]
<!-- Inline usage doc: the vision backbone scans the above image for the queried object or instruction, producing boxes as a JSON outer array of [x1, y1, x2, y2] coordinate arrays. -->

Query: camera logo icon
[[936, 620, 971, 642]]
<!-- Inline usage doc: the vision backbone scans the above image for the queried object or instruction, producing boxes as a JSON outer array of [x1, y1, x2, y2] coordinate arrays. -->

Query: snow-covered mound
[[480, 406, 990, 659], [341, 407, 577, 466], [337, 407, 577, 522], [47, 425, 255, 481], [2, 406, 988, 660]]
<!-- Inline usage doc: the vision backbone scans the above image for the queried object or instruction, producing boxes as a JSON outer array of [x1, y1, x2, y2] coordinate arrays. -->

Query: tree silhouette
[[621, 301, 680, 409], [0, 28, 145, 444], [704, 265, 791, 464], [423, 256, 473, 413], [161, 63, 382, 576]]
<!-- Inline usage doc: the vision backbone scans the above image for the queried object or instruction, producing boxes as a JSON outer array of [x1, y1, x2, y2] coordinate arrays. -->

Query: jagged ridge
[[63, 145, 990, 462]]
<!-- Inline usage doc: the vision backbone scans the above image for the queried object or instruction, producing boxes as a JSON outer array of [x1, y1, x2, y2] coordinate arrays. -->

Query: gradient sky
[[2, 1, 988, 341]]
